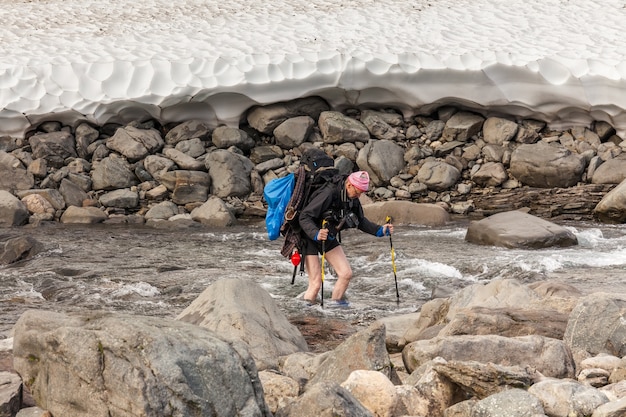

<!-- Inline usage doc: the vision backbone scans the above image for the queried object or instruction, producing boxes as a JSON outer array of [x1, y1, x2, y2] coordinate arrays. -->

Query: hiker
[[298, 170, 394, 306]]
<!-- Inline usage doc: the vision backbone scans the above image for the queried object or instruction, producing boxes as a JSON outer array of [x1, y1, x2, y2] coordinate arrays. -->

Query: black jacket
[[299, 180, 380, 241]]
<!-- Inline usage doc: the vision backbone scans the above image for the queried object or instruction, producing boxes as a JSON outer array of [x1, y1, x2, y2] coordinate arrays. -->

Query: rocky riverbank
[[5, 276, 626, 417], [1, 96, 625, 232]]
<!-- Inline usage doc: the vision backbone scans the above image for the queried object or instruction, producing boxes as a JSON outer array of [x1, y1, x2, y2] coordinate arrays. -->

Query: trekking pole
[[385, 216, 400, 303], [320, 219, 328, 308]]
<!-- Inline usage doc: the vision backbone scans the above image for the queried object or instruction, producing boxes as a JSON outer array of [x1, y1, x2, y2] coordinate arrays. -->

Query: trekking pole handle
[[318, 219, 328, 241], [385, 216, 393, 236]]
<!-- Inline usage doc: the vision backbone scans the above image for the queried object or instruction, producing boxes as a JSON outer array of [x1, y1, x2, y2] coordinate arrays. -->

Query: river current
[[2, 218, 626, 348]]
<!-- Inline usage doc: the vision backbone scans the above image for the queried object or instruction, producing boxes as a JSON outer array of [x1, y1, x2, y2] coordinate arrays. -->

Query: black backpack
[[299, 148, 342, 201], [280, 148, 344, 258]]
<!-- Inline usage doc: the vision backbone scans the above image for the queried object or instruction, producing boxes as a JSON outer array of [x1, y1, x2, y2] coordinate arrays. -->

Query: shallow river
[[2, 218, 626, 349]]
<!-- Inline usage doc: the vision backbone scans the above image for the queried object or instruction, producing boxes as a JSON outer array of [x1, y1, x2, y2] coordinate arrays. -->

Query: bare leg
[[325, 246, 353, 300], [303, 254, 321, 302]]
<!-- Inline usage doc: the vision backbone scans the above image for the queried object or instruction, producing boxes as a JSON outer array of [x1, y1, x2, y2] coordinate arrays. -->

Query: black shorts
[[301, 235, 340, 256]]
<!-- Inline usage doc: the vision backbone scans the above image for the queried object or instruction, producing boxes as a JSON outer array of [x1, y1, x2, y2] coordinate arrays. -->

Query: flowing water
[[2, 218, 626, 348]]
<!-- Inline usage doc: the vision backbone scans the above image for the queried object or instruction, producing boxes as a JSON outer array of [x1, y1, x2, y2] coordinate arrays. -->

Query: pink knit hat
[[348, 171, 370, 192]]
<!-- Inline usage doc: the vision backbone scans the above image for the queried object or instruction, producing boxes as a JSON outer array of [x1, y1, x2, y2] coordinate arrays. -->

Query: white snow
[[1, 0, 625, 136]]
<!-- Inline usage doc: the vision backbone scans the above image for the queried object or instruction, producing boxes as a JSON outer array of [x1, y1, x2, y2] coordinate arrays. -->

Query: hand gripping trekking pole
[[386, 216, 400, 302], [320, 219, 328, 308]]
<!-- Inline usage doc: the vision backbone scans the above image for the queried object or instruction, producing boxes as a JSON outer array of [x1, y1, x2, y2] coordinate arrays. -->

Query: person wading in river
[[298, 170, 394, 307]]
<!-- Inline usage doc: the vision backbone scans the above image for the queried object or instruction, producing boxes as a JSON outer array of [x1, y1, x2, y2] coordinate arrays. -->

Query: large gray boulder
[[440, 306, 570, 340], [273, 116, 315, 149], [430, 360, 535, 401], [470, 162, 508, 187], [105, 126, 164, 161], [423, 120, 445, 142], [482, 116, 519, 145], [0, 191, 29, 227], [143, 155, 176, 180], [212, 126, 256, 151], [356, 139, 405, 186], [402, 334, 575, 379], [75, 122, 100, 159], [247, 96, 329, 135], [257, 370, 300, 415], [440, 279, 572, 339], [416, 160, 461, 191], [362, 200, 450, 226], [319, 111, 370, 144], [144, 201, 179, 220], [28, 131, 77, 168], [164, 119, 212, 145], [20, 194, 55, 216], [0, 236, 44, 265], [340, 370, 397, 417], [0, 165, 34, 192], [396, 362, 459, 416], [275, 382, 374, 417], [177, 279, 308, 371], [591, 155, 626, 184], [594, 177, 626, 223], [190, 196, 236, 226], [249, 145, 283, 165], [564, 293, 626, 359], [59, 178, 89, 208], [407, 279, 576, 342], [175, 137, 206, 158], [0, 371, 22, 416], [59, 206, 108, 224], [375, 312, 421, 353], [99, 189, 139, 209], [158, 170, 210, 205], [16, 189, 65, 211], [465, 210, 578, 249], [471, 388, 545, 417], [407, 282, 580, 345], [205, 149, 254, 198], [441, 111, 484, 142], [162, 147, 205, 171], [509, 142, 585, 188], [528, 379, 608, 417], [307, 322, 393, 388], [360, 110, 403, 141], [13, 310, 271, 417], [445, 279, 542, 321], [91, 155, 138, 191], [514, 119, 545, 144], [0, 151, 34, 191]]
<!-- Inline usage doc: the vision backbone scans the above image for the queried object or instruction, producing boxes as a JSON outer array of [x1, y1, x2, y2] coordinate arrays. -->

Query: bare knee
[[337, 267, 352, 282], [325, 246, 353, 284]]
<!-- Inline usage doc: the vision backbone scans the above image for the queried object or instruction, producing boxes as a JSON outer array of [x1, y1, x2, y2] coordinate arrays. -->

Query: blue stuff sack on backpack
[[263, 173, 295, 240]]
